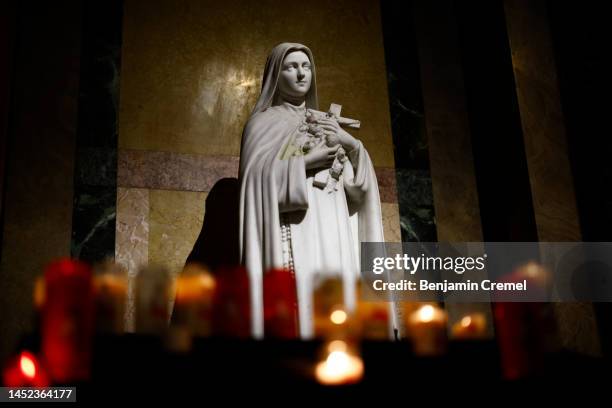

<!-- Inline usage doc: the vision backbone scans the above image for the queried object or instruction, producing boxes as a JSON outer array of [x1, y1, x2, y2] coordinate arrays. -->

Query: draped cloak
[[238, 43, 387, 338]]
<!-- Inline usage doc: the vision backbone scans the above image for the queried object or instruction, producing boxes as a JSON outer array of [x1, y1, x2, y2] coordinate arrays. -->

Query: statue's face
[[278, 50, 312, 99]]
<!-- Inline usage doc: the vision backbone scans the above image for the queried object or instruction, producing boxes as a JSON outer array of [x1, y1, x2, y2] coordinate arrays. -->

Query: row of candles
[[4, 258, 549, 387]]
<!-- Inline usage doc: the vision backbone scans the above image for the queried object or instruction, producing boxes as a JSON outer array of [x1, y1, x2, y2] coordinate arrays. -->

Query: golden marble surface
[[148, 189, 207, 279], [115, 187, 150, 331], [382, 202, 401, 243], [119, 0, 394, 167]]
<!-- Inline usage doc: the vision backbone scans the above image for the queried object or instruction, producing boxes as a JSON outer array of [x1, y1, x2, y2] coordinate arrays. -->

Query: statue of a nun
[[239, 42, 386, 339]]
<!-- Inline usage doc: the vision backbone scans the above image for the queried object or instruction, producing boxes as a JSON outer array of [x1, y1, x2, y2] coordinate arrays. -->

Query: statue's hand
[[304, 141, 339, 171], [316, 117, 359, 151]]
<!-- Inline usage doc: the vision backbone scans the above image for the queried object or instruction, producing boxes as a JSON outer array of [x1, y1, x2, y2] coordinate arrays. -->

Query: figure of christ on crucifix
[[279, 103, 360, 193]]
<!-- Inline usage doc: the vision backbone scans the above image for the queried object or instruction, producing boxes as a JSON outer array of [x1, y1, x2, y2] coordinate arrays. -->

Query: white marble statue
[[239, 42, 386, 339]]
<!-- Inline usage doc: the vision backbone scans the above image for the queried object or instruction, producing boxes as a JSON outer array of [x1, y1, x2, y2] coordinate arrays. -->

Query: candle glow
[[19, 353, 36, 379], [330, 309, 348, 325], [315, 350, 364, 386], [3, 351, 50, 387], [451, 312, 487, 339], [417, 305, 435, 322]]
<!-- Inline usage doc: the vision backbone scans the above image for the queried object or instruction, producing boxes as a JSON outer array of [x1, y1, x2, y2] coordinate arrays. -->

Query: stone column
[[504, 0, 600, 354], [413, 0, 493, 336]]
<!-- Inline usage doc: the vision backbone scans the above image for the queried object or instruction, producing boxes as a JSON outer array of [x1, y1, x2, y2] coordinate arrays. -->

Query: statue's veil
[[251, 42, 319, 115]]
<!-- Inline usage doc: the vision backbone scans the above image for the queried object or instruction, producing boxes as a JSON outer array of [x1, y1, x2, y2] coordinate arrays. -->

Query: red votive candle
[[493, 262, 553, 379], [263, 268, 298, 339], [212, 265, 251, 338], [42, 259, 94, 383]]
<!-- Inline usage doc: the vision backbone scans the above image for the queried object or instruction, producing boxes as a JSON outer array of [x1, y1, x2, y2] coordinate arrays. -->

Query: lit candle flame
[[330, 309, 347, 325], [19, 353, 36, 379], [417, 305, 435, 322], [315, 341, 364, 386], [461, 316, 472, 327], [451, 312, 487, 339]]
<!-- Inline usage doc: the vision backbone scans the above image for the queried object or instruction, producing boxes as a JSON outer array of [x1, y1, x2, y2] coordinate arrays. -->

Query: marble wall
[[119, 0, 395, 165], [380, 1, 437, 244], [71, 1, 124, 263]]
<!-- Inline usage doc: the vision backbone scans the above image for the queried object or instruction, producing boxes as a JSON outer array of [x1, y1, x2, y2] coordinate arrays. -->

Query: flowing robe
[[239, 101, 385, 338]]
